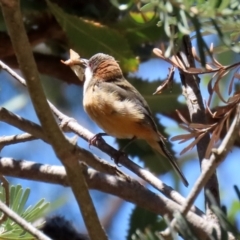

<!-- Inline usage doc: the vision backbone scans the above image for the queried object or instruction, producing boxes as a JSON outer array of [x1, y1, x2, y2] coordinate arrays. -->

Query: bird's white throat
[[83, 66, 93, 96]]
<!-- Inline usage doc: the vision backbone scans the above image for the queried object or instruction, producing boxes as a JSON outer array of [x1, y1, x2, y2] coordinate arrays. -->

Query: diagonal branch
[[0, 107, 125, 178], [0, 157, 221, 239], [0, 133, 36, 148], [0, 1, 107, 239], [161, 104, 240, 240], [0, 60, 204, 217]]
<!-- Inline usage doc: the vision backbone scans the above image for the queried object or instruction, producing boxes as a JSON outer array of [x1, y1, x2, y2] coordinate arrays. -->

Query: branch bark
[[0, 157, 222, 240], [161, 104, 240, 240], [0, 60, 204, 217], [0, 1, 107, 239], [178, 35, 220, 222]]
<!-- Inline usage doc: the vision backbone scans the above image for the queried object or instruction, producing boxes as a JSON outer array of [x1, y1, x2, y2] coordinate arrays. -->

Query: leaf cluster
[[140, 0, 240, 65], [153, 44, 240, 157], [0, 184, 49, 240]]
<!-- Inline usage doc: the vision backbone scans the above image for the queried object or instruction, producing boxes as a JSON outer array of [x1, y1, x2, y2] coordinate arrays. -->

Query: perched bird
[[71, 53, 188, 187]]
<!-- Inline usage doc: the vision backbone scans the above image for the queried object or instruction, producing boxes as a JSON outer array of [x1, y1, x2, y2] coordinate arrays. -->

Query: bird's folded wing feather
[[97, 78, 159, 133]]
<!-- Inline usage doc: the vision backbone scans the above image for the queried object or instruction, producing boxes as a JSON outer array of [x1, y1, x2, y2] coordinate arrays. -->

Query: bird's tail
[[147, 138, 189, 187]]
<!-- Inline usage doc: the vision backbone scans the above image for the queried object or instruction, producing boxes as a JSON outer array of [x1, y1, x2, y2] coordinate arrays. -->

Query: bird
[[76, 53, 188, 187]]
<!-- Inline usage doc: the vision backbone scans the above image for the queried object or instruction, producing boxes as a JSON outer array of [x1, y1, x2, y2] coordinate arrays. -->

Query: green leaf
[[140, 3, 156, 12], [17, 188, 30, 215], [0, 184, 50, 240], [46, 0, 138, 72], [113, 13, 164, 47], [2, 94, 28, 112]]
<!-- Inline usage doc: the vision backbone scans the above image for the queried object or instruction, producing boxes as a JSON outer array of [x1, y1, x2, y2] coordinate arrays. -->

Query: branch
[[177, 35, 220, 222], [0, 199, 51, 240], [0, 59, 204, 217], [153, 46, 240, 76], [161, 104, 240, 240], [0, 157, 221, 239], [0, 133, 36, 148], [0, 107, 125, 178], [3, 54, 81, 85], [0, 175, 9, 224], [182, 104, 240, 218], [0, 1, 107, 239]]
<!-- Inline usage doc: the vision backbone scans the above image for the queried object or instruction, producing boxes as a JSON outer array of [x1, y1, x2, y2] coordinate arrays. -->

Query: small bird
[[72, 53, 188, 187]]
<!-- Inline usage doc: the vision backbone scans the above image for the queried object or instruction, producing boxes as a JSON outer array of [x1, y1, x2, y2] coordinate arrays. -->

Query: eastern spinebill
[[64, 52, 189, 187]]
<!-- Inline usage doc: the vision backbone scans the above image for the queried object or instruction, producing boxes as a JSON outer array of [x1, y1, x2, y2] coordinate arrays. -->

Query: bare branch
[[178, 35, 219, 222], [0, 58, 204, 217], [0, 157, 221, 239], [161, 104, 240, 240], [0, 107, 126, 178], [0, 1, 107, 239], [0, 175, 9, 224], [3, 54, 81, 85], [0, 133, 36, 148]]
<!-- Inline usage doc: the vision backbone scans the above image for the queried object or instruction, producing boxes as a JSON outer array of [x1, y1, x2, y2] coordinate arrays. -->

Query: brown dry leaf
[[171, 133, 197, 142], [205, 64, 214, 71], [229, 68, 240, 94], [212, 56, 223, 68], [171, 55, 186, 69], [189, 123, 214, 129], [176, 109, 189, 125], [153, 67, 175, 95], [180, 133, 206, 155], [191, 47, 201, 62], [153, 48, 163, 58], [186, 67, 206, 74]]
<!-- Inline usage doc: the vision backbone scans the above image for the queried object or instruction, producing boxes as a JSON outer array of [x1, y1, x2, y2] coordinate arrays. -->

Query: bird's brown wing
[[97, 77, 159, 133]]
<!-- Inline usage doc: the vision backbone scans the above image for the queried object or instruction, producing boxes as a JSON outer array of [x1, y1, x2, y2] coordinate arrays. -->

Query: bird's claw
[[89, 133, 107, 148], [111, 150, 127, 166]]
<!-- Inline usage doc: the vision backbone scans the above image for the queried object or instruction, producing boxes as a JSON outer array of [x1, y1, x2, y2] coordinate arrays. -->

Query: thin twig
[[0, 133, 36, 148], [0, 157, 220, 240], [153, 47, 240, 75], [0, 175, 9, 224], [0, 199, 51, 240], [161, 104, 240, 239], [0, 107, 126, 178]]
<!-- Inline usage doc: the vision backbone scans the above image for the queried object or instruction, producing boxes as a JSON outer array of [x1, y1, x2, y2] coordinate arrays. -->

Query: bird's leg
[[89, 133, 108, 147], [113, 136, 136, 165]]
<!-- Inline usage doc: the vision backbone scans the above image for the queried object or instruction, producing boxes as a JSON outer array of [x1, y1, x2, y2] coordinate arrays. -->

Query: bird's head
[[86, 53, 123, 81]]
